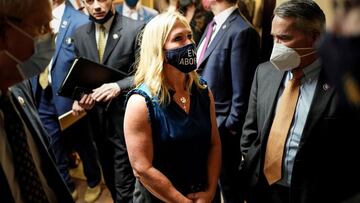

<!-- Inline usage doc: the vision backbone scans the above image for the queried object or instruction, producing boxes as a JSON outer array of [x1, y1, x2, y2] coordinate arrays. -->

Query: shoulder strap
[[126, 84, 157, 122]]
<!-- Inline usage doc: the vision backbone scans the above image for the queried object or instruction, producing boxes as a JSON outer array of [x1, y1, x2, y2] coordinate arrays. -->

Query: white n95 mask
[[270, 43, 316, 71]]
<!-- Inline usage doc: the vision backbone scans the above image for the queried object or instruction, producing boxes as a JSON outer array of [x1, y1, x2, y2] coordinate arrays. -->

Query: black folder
[[57, 57, 128, 100]]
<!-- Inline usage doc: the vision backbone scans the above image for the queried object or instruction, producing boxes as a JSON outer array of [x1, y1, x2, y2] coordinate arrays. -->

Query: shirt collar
[[302, 59, 321, 78], [95, 15, 115, 32], [52, 2, 66, 22], [123, 2, 140, 13], [289, 59, 322, 82], [213, 6, 237, 27], [50, 2, 66, 34]]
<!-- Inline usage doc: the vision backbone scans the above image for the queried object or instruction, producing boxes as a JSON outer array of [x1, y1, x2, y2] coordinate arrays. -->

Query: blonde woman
[[124, 11, 221, 203]]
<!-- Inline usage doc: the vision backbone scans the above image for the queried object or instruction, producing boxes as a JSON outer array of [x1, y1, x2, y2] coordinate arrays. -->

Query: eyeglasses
[[83, 0, 108, 5]]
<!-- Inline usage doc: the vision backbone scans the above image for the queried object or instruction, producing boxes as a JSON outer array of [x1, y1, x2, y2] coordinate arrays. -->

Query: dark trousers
[[214, 128, 244, 203], [37, 86, 75, 191], [246, 183, 290, 203], [64, 116, 101, 188], [37, 86, 101, 189], [268, 184, 290, 203], [89, 99, 135, 203]]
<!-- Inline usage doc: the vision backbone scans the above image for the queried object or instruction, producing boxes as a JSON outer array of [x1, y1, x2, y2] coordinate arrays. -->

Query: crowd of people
[[1, 0, 360, 203]]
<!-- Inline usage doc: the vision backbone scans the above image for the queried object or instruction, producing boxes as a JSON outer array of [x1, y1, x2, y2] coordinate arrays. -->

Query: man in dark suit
[[115, 0, 158, 23], [0, 0, 74, 202], [72, 0, 144, 202], [30, 0, 102, 201], [241, 1, 360, 203], [1, 82, 75, 203], [196, 0, 259, 202]]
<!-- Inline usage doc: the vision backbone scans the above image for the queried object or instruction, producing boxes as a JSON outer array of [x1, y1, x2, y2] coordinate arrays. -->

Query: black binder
[[57, 57, 128, 100]]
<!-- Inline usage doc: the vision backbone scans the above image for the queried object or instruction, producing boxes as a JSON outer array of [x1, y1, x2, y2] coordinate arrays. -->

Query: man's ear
[[312, 30, 321, 42]]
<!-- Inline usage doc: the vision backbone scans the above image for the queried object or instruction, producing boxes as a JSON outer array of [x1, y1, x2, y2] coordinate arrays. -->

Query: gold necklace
[[179, 96, 187, 110]]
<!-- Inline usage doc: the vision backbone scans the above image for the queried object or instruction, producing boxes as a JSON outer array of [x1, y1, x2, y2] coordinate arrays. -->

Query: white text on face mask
[[179, 49, 197, 65], [179, 57, 196, 65]]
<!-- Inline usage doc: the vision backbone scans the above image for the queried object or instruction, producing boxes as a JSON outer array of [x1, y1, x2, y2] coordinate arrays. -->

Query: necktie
[[263, 68, 304, 185], [0, 94, 49, 203], [98, 25, 106, 63], [38, 32, 56, 90], [38, 64, 49, 89], [198, 20, 216, 66]]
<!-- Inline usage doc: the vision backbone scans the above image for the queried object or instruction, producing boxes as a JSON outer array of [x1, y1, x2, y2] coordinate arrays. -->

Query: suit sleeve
[[115, 23, 145, 90], [73, 30, 81, 59], [225, 26, 260, 134]]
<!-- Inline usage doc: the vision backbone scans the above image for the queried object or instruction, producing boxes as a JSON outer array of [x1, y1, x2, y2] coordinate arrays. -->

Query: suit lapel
[[197, 25, 207, 47], [102, 15, 122, 63], [261, 67, 285, 142], [198, 10, 238, 67], [86, 23, 100, 62], [300, 68, 334, 144], [52, 5, 72, 67]]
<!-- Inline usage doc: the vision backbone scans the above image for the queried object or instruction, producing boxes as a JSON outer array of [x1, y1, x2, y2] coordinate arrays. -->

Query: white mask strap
[[300, 50, 317, 58]]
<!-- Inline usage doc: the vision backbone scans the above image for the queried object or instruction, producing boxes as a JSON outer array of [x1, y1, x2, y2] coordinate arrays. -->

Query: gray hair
[[275, 0, 326, 34]]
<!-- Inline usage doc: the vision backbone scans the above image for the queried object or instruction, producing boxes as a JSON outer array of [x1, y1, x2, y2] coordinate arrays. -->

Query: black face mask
[[317, 33, 360, 106], [165, 43, 197, 73], [89, 10, 114, 25], [125, 0, 139, 8]]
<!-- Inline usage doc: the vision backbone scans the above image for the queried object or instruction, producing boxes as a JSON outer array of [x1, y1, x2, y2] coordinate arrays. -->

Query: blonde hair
[[134, 11, 205, 105]]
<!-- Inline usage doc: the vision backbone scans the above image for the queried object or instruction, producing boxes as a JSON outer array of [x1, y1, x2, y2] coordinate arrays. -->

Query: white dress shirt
[[95, 16, 114, 47], [122, 2, 140, 20], [47, 2, 66, 84]]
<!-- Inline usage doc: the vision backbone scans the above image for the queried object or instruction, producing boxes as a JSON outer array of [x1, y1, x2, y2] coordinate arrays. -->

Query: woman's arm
[[124, 94, 193, 203], [187, 90, 221, 202]]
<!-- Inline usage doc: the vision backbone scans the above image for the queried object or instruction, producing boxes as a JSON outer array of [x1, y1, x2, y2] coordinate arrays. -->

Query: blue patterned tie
[[1, 94, 49, 203]]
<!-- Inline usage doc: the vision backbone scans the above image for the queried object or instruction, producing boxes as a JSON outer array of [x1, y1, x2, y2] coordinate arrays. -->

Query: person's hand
[[187, 191, 213, 203], [77, 94, 96, 110], [72, 100, 85, 116], [92, 82, 120, 102]]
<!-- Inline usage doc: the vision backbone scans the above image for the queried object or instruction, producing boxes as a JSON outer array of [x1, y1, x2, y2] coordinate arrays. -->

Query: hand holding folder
[[57, 57, 128, 101], [58, 110, 87, 131]]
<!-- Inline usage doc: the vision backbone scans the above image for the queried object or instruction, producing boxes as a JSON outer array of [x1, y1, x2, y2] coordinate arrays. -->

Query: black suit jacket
[[0, 81, 74, 203], [198, 9, 259, 135], [241, 62, 360, 203], [73, 13, 144, 94]]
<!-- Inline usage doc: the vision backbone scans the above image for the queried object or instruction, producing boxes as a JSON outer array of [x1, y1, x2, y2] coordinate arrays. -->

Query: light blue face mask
[[4, 21, 55, 79]]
